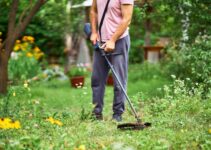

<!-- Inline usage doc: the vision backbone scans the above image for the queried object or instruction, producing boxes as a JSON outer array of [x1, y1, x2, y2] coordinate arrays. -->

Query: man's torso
[[97, 0, 133, 42]]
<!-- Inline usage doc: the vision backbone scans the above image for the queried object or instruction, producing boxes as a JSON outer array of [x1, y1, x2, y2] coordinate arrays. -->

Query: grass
[[0, 64, 211, 150]]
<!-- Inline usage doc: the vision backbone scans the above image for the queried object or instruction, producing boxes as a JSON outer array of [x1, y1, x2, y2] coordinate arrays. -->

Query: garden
[[0, 0, 211, 150]]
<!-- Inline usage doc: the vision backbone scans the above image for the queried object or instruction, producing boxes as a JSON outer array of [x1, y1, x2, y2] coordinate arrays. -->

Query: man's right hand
[[90, 33, 98, 45]]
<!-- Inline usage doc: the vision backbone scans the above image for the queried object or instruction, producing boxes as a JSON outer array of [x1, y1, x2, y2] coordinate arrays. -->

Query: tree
[[0, 0, 47, 94]]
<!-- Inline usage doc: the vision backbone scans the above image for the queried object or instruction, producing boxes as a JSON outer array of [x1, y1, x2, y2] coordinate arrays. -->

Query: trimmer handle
[[84, 23, 121, 56]]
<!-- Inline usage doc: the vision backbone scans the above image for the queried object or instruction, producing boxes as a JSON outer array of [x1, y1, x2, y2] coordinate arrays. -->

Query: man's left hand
[[104, 40, 115, 52]]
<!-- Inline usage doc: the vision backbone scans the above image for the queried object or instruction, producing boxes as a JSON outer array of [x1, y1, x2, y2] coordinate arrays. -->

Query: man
[[90, 0, 134, 121]]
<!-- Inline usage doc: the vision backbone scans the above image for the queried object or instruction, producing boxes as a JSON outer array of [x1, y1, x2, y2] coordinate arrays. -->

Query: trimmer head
[[117, 122, 151, 130]]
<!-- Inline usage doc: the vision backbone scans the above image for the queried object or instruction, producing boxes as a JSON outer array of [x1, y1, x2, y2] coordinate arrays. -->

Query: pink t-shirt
[[97, 0, 134, 42]]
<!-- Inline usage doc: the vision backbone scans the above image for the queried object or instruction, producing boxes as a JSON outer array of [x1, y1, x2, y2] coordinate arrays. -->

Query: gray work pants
[[91, 35, 130, 116]]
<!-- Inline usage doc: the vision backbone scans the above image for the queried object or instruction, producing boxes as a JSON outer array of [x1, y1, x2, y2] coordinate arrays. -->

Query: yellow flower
[[0, 118, 21, 129], [209, 129, 211, 134], [13, 121, 21, 129], [34, 46, 41, 53], [14, 45, 21, 51], [0, 118, 4, 129], [78, 145, 86, 150], [54, 120, 63, 126], [99, 143, 105, 149], [27, 36, 35, 43], [22, 36, 28, 42], [1, 118, 12, 129], [26, 52, 33, 57], [46, 117, 63, 126], [16, 40, 20, 43], [21, 42, 29, 51], [46, 117, 55, 124], [13, 92, 16, 97], [4, 118, 12, 123], [35, 52, 44, 60]]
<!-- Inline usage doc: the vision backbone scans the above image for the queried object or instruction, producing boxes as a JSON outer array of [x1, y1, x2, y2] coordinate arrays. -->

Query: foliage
[[8, 55, 41, 81], [0, 65, 210, 149], [129, 7, 146, 63], [164, 35, 211, 96], [0, 0, 72, 56], [153, 0, 211, 42], [67, 64, 87, 77], [8, 36, 43, 81]]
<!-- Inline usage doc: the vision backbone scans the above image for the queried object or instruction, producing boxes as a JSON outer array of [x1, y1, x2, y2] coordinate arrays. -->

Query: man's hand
[[104, 39, 115, 52], [90, 33, 98, 45]]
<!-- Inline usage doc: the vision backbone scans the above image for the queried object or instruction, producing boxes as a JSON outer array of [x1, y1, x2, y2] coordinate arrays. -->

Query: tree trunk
[[0, 51, 8, 94]]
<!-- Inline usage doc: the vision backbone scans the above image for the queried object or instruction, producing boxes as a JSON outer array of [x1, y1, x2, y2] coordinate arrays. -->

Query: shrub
[[164, 35, 211, 96], [8, 37, 43, 81]]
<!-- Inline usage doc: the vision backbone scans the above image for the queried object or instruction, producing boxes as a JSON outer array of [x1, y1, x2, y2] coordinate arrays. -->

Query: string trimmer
[[84, 23, 151, 130]]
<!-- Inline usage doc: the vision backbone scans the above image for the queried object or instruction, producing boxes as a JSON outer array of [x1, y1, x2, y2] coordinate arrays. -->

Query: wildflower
[[20, 42, 29, 51], [14, 45, 21, 51], [54, 120, 63, 126], [27, 36, 34, 43], [46, 117, 63, 126], [99, 143, 105, 149], [13, 92, 16, 97], [171, 74, 176, 79], [34, 52, 44, 60], [16, 40, 21, 44], [26, 52, 33, 57], [12, 121, 21, 129], [0, 118, 21, 129], [34, 46, 41, 53], [209, 129, 211, 134], [78, 145, 86, 150], [24, 81, 28, 88], [46, 117, 54, 124], [74, 145, 86, 150], [186, 78, 190, 81], [22, 36, 28, 42]]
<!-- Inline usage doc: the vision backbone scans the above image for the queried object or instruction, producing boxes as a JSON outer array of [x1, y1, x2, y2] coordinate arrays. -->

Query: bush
[[8, 36, 43, 81], [164, 35, 211, 96], [9, 55, 41, 81]]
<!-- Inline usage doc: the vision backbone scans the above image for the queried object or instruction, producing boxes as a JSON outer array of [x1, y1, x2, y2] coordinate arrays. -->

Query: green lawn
[[0, 64, 210, 149]]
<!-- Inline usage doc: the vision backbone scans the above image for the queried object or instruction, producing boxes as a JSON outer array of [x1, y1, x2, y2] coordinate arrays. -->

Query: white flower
[[186, 78, 190, 81], [171, 75, 176, 79], [24, 83, 28, 88]]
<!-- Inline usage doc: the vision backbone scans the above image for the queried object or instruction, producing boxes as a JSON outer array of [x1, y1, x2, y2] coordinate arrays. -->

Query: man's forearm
[[90, 0, 98, 34], [90, 12, 97, 34], [111, 4, 133, 42], [111, 19, 131, 42]]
